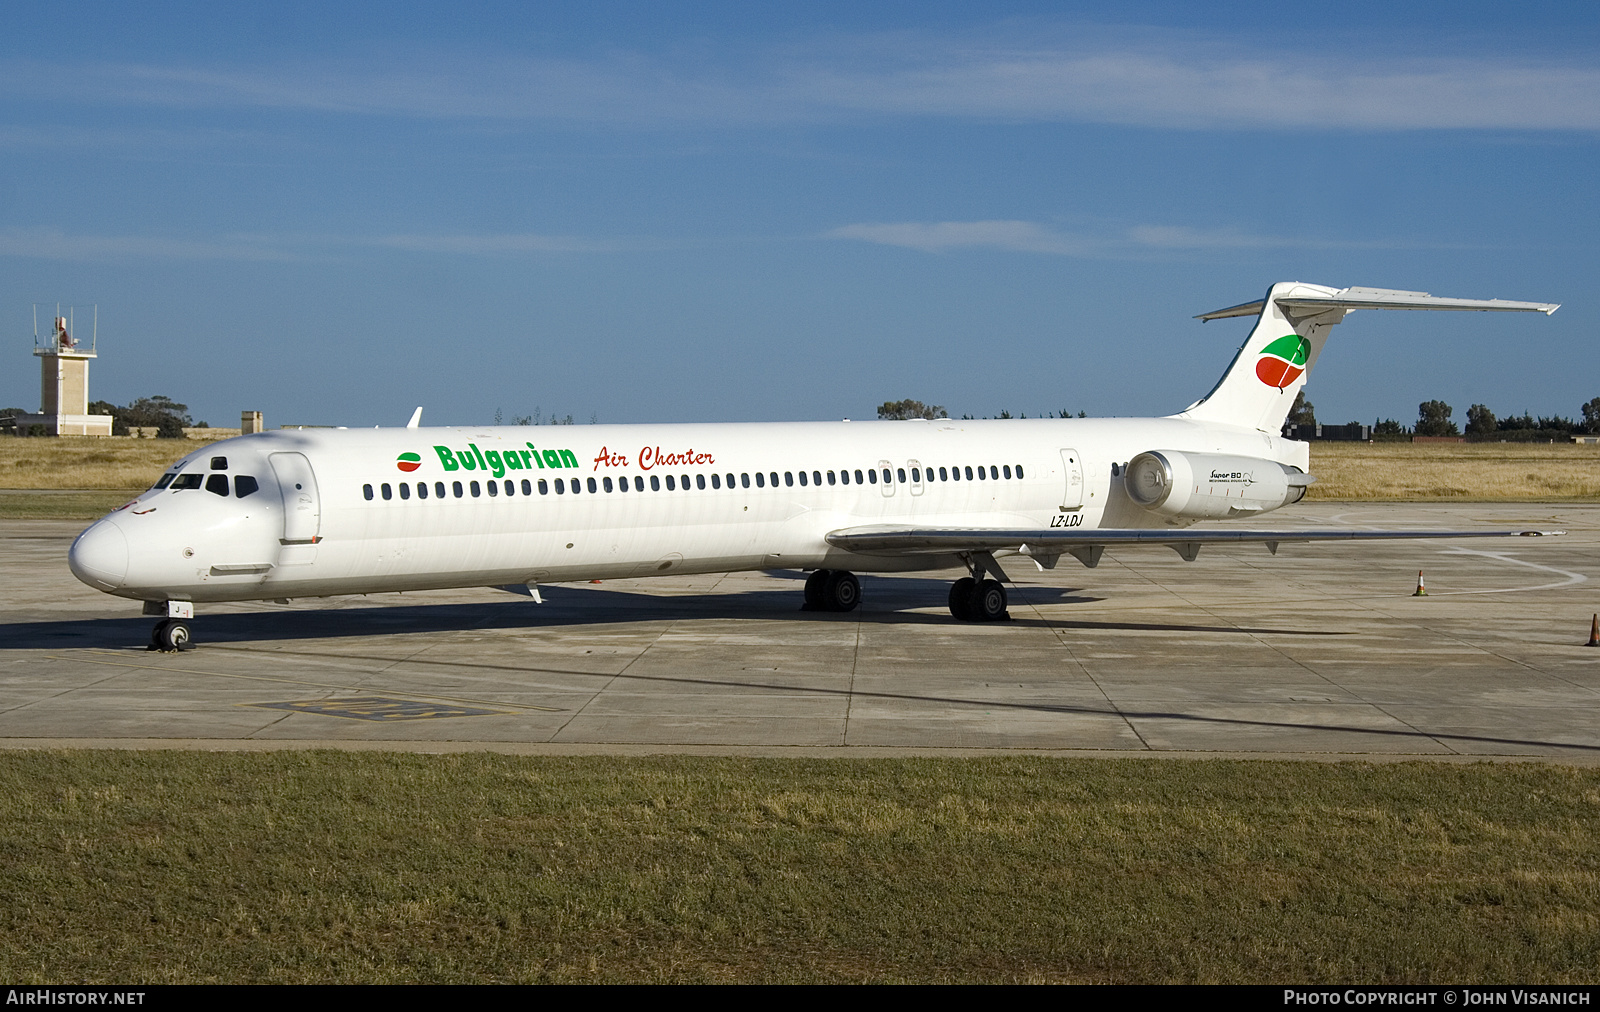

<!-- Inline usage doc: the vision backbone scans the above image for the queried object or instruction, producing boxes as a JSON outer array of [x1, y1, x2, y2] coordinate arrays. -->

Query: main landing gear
[[802, 570, 861, 612], [947, 551, 1011, 622], [948, 577, 1009, 622], [145, 600, 195, 652]]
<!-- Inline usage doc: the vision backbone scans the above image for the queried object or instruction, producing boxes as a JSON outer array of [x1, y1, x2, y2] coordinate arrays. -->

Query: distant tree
[[92, 396, 191, 438], [494, 407, 503, 425], [1286, 390, 1317, 428], [513, 415, 533, 426], [1374, 418, 1407, 436], [1415, 400, 1459, 437], [1583, 397, 1600, 434], [1465, 403, 1497, 436], [877, 399, 947, 421], [997, 410, 1012, 419]]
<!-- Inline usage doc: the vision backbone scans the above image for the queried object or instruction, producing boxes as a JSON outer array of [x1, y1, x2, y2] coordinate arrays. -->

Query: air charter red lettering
[[592, 447, 629, 470], [638, 446, 715, 470]]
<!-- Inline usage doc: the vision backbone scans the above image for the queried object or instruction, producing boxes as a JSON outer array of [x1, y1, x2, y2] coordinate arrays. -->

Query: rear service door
[[270, 452, 322, 543], [1060, 449, 1084, 511]]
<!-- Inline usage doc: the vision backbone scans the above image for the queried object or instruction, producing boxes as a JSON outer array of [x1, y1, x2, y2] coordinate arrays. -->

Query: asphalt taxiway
[[3, 503, 1597, 761]]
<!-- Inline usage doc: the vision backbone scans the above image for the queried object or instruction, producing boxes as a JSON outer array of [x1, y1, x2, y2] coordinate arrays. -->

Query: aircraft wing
[[825, 524, 1564, 565]]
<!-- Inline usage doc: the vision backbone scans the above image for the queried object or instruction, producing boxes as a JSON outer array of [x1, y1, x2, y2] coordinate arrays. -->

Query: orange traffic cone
[[1413, 571, 1427, 597], [1588, 614, 1599, 647]]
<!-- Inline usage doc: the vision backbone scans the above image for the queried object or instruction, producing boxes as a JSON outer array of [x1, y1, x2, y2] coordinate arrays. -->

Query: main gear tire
[[948, 577, 976, 621], [825, 570, 860, 612]]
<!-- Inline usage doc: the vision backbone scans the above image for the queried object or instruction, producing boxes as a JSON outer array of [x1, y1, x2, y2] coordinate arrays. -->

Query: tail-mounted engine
[[1124, 450, 1313, 520]]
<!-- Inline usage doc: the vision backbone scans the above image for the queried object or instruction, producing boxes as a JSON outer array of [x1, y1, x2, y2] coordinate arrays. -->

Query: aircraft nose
[[69, 519, 128, 591]]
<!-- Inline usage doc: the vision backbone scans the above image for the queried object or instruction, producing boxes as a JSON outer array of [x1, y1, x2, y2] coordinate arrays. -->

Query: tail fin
[[1178, 282, 1558, 433]]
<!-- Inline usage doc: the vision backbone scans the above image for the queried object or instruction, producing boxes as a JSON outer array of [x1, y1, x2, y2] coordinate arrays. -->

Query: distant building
[[1283, 423, 1372, 441], [14, 308, 111, 437]]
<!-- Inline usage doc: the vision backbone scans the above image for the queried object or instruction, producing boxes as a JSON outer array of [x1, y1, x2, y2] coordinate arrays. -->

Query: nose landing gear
[[144, 600, 195, 651], [150, 619, 193, 652], [801, 570, 861, 612]]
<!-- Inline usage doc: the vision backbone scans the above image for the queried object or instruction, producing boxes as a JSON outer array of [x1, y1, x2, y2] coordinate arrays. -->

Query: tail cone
[[1588, 614, 1599, 648], [1413, 571, 1428, 597]]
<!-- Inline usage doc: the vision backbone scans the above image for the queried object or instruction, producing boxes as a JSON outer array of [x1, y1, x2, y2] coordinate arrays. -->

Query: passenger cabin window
[[363, 484, 375, 501], [770, 472, 779, 487], [171, 474, 203, 491], [939, 467, 948, 481], [1017, 465, 1024, 478], [382, 483, 393, 500], [539, 479, 549, 495], [399, 482, 411, 500], [696, 474, 706, 490], [205, 474, 229, 497], [1003, 465, 1012, 479], [798, 471, 807, 486], [488, 480, 498, 496], [417, 482, 428, 499], [665, 475, 675, 490], [235, 476, 259, 498], [453, 481, 464, 497], [587, 477, 598, 493], [990, 466, 999, 480], [839, 470, 848, 485], [651, 475, 661, 491], [741, 473, 750, 488], [711, 474, 721, 490], [755, 472, 764, 488], [964, 466, 974, 480], [603, 477, 613, 493], [827, 471, 836, 485], [897, 468, 907, 483], [554, 479, 565, 494], [522, 479, 532, 495], [726, 473, 735, 488], [210, 456, 227, 470], [435, 482, 447, 498]]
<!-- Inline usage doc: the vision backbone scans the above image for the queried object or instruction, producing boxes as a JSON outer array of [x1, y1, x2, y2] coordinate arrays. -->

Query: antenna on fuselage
[[406, 407, 423, 429]]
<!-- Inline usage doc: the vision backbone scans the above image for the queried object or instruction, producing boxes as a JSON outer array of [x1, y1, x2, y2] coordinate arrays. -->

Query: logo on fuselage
[[429, 443, 579, 479], [1255, 334, 1310, 389], [396, 452, 422, 472]]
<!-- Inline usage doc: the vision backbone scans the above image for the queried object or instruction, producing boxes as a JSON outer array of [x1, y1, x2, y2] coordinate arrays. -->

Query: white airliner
[[68, 281, 1562, 651]]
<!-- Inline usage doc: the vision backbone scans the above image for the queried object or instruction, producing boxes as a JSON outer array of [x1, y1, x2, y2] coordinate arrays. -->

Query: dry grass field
[[0, 436, 1593, 519], [1307, 441, 1600, 501], [0, 435, 224, 491]]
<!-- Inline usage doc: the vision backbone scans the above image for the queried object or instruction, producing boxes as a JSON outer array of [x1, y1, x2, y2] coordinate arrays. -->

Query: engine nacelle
[[1123, 450, 1312, 520]]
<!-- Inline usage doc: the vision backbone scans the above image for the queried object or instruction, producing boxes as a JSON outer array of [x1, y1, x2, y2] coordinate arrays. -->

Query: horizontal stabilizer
[[1198, 286, 1558, 322], [826, 525, 1563, 556]]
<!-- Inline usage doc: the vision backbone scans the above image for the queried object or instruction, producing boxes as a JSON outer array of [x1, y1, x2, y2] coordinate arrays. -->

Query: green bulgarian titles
[[433, 443, 578, 479]]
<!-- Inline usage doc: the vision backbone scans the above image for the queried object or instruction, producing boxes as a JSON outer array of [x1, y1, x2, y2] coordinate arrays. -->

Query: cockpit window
[[153, 473, 176, 490], [235, 476, 259, 498], [170, 474, 203, 491], [205, 474, 229, 497], [210, 456, 228, 470]]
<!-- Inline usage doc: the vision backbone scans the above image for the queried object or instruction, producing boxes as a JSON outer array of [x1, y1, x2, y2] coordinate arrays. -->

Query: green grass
[[1, 752, 1597, 983]]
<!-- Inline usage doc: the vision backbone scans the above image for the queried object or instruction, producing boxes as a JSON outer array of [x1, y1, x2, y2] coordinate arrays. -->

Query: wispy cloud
[[827, 220, 1458, 257], [825, 220, 1091, 254], [6, 26, 1598, 131]]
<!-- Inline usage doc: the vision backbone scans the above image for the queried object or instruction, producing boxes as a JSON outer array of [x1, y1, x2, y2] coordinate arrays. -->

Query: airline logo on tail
[[1255, 335, 1310, 389]]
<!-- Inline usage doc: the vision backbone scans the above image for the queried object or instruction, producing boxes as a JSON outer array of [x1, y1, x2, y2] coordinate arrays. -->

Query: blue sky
[[2, 1, 1596, 428]]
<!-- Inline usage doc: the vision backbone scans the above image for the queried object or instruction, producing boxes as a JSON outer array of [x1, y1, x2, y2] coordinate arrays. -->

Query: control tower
[[15, 306, 112, 437]]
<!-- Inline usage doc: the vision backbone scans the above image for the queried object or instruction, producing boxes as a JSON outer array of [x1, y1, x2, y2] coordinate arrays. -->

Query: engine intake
[[1124, 450, 1312, 519]]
